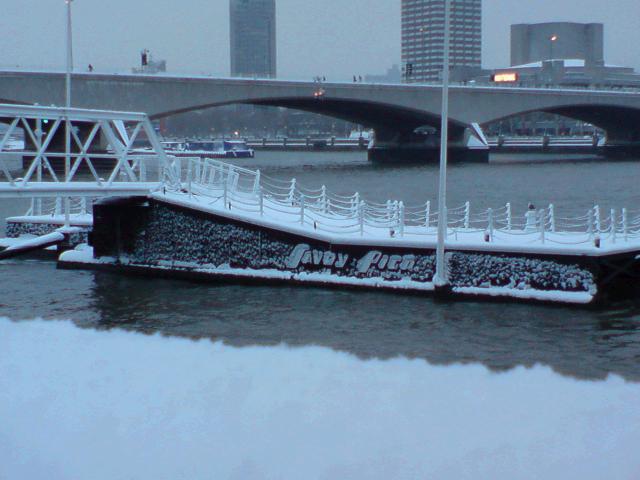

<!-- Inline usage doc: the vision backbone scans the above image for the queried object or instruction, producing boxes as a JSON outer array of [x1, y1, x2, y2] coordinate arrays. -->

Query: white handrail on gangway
[[158, 157, 640, 251]]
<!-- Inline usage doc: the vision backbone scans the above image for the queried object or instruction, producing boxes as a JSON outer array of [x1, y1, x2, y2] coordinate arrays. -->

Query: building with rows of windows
[[230, 0, 277, 78], [401, 0, 482, 83]]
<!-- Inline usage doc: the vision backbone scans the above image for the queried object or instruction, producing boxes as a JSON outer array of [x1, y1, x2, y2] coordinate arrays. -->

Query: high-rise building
[[511, 23, 604, 67], [229, 0, 277, 78], [401, 0, 482, 83]]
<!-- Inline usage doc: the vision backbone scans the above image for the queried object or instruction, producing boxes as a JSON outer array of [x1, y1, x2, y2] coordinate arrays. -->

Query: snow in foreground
[[1, 318, 640, 480]]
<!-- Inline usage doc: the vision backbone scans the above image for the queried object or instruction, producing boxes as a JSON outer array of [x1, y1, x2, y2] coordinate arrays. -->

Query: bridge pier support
[[368, 126, 489, 164], [602, 143, 640, 159], [602, 130, 640, 159]]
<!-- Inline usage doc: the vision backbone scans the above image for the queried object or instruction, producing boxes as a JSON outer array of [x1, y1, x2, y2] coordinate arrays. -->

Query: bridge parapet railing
[[171, 157, 640, 247]]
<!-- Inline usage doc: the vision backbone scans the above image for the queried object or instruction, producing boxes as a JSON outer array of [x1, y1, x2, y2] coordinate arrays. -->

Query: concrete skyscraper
[[401, 0, 482, 83], [511, 23, 604, 67], [229, 0, 277, 78]]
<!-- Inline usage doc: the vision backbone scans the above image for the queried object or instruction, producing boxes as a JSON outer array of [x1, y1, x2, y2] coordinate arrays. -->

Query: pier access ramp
[[0, 103, 180, 199]]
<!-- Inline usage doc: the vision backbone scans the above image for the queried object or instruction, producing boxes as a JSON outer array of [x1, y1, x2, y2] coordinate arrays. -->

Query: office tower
[[230, 0, 277, 78], [401, 0, 482, 83], [511, 23, 604, 67]]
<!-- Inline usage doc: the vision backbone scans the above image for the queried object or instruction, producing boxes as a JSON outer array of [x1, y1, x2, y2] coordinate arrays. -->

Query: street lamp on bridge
[[549, 34, 558, 61]]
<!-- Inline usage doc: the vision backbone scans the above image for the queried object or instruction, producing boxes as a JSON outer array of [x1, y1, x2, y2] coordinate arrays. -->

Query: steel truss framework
[[0, 104, 177, 198]]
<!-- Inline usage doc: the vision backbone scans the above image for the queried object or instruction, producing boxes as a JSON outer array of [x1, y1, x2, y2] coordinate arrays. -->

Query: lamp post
[[434, 0, 451, 288], [549, 34, 558, 61], [65, 0, 73, 109], [64, 0, 74, 227]]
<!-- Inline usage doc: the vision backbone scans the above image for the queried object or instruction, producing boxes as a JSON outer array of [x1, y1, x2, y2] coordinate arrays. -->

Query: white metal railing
[[23, 196, 91, 218], [0, 104, 178, 190], [167, 157, 640, 247]]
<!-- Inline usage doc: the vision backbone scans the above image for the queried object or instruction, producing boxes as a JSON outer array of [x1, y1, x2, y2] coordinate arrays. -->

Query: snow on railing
[[166, 157, 638, 246], [24, 197, 90, 217]]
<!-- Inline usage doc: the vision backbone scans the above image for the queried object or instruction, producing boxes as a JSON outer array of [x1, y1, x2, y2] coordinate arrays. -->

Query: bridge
[[1, 70, 640, 160]]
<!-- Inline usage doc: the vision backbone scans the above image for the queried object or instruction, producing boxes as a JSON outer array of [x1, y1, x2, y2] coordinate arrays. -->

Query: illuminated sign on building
[[492, 72, 519, 83]]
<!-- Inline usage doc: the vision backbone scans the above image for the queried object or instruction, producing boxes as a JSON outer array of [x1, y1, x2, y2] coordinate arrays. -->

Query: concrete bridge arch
[[1, 71, 640, 153]]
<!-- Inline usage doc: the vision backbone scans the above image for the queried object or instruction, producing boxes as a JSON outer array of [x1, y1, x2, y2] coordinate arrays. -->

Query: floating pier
[[55, 159, 640, 306]]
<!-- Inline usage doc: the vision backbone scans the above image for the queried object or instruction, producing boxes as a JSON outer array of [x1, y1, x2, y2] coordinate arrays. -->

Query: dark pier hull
[[368, 146, 489, 164]]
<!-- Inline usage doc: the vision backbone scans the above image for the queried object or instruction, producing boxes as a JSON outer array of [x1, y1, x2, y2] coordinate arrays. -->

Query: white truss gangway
[[0, 103, 178, 200]]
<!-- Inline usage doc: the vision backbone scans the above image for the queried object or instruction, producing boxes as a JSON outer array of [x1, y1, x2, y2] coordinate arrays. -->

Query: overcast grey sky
[[2, 0, 639, 80]]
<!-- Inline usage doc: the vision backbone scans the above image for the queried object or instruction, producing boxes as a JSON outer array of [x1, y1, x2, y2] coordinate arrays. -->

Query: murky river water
[[2, 151, 640, 382]]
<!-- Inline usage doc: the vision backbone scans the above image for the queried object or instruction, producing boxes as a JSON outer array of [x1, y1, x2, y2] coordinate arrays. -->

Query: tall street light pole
[[64, 0, 74, 227], [549, 34, 558, 61], [65, 0, 73, 109], [434, 0, 451, 288]]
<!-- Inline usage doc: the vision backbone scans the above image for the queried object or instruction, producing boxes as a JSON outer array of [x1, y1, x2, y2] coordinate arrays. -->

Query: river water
[[3, 151, 640, 479], [2, 151, 640, 381]]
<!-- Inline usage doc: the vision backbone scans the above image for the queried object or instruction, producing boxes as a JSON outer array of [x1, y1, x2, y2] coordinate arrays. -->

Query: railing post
[[227, 165, 236, 193], [55, 197, 62, 216], [623, 208, 628, 242], [223, 178, 228, 208], [611, 208, 617, 244], [351, 192, 360, 216], [594, 205, 601, 234], [359, 200, 365, 236], [81, 197, 87, 215], [539, 209, 546, 244], [506, 203, 512, 231], [175, 157, 182, 182], [259, 186, 264, 217], [588, 208, 594, 239], [548, 204, 555, 232], [387, 200, 393, 221], [486, 208, 494, 242], [398, 201, 405, 237], [321, 185, 327, 213], [289, 178, 297, 204], [425, 201, 431, 229], [464, 201, 470, 229], [300, 194, 305, 226], [195, 159, 201, 184], [254, 169, 261, 195], [187, 158, 193, 198]]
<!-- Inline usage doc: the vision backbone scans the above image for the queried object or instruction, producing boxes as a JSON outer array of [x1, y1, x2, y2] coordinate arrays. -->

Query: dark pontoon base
[[368, 147, 489, 164], [57, 259, 602, 309], [601, 145, 640, 159]]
